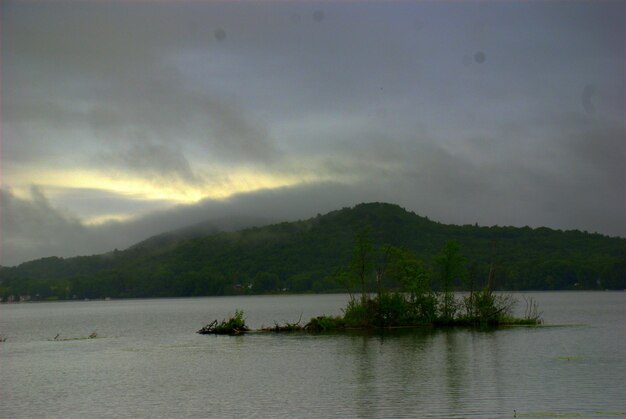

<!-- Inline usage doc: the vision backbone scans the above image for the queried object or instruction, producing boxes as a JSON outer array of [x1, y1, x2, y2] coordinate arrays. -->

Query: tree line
[[0, 203, 623, 301]]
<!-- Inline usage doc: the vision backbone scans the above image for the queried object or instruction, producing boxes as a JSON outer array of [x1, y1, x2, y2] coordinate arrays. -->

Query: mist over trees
[[0, 203, 623, 301]]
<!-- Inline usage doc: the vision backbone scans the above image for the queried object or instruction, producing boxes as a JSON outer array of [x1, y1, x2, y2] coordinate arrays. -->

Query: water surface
[[0, 292, 623, 418]]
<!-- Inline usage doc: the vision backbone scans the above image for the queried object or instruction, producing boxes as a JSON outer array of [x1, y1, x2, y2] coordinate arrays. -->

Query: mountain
[[0, 203, 623, 300], [128, 215, 276, 251]]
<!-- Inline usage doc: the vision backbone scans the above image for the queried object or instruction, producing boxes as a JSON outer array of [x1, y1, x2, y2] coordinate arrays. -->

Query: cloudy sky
[[1, 0, 623, 266]]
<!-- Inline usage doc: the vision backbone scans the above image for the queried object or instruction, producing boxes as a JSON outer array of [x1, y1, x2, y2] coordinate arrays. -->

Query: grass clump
[[197, 309, 249, 335], [342, 293, 431, 328], [261, 314, 306, 332], [305, 315, 345, 332]]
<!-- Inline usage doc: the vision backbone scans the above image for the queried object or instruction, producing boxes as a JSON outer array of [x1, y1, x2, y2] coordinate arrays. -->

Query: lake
[[0, 292, 623, 418]]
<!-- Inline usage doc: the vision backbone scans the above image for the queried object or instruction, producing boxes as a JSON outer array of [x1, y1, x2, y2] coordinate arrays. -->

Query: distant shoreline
[[1, 289, 623, 305]]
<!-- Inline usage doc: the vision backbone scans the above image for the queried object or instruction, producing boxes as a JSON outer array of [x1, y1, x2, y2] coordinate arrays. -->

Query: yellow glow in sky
[[8, 166, 333, 206]]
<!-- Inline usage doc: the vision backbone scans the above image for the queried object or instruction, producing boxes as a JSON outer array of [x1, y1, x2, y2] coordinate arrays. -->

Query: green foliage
[[387, 247, 437, 320], [342, 298, 374, 328], [414, 292, 438, 322], [350, 227, 374, 302], [198, 309, 249, 335], [461, 288, 516, 325], [305, 315, 345, 332], [218, 309, 247, 333], [342, 293, 431, 328], [1, 202, 624, 301], [372, 292, 416, 327], [335, 289, 535, 330], [327, 240, 542, 329], [253, 272, 279, 292], [434, 241, 466, 284], [434, 240, 465, 320]]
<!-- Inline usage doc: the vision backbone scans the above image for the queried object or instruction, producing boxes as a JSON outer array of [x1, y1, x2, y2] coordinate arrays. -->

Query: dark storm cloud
[[0, 187, 96, 265], [2, 0, 278, 171], [84, 76, 277, 164], [1, 0, 623, 265]]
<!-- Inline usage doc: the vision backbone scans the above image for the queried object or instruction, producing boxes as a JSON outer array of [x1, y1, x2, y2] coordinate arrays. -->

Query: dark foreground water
[[0, 292, 624, 418]]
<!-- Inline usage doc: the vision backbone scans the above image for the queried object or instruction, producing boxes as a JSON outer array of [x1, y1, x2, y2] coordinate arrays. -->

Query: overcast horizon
[[1, 0, 624, 266]]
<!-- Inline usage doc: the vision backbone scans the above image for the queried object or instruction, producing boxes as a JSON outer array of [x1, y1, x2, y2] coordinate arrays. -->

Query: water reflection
[[353, 334, 377, 418], [340, 329, 444, 417], [444, 330, 464, 410], [337, 327, 530, 417], [1, 294, 624, 418]]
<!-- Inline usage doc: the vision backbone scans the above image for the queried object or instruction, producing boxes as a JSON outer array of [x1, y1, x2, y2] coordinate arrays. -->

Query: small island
[[198, 238, 543, 335]]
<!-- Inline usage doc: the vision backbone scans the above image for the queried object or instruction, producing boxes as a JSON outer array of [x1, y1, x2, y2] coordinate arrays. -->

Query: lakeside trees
[[0, 203, 624, 302], [324, 233, 540, 330], [200, 238, 542, 335]]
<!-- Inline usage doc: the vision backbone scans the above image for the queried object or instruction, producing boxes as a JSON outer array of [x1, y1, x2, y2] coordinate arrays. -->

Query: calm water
[[0, 292, 624, 418]]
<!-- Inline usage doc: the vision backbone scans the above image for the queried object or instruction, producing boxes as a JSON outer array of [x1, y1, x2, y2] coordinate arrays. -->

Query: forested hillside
[[0, 203, 623, 301]]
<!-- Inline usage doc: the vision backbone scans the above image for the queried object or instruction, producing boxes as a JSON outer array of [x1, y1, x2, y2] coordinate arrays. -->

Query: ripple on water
[[1, 293, 624, 418]]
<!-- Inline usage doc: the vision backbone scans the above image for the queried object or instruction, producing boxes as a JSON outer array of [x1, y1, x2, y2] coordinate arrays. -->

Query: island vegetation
[[197, 309, 249, 335], [1, 203, 624, 302], [197, 235, 543, 335]]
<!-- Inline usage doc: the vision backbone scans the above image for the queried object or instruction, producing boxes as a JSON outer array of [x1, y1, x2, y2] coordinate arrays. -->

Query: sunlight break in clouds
[[1, 0, 623, 265], [9, 165, 337, 216]]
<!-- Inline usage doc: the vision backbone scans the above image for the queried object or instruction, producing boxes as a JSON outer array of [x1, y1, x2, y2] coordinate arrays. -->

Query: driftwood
[[196, 320, 248, 335], [197, 320, 219, 334], [197, 310, 311, 335], [261, 323, 304, 332], [261, 314, 305, 332], [49, 331, 99, 341]]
